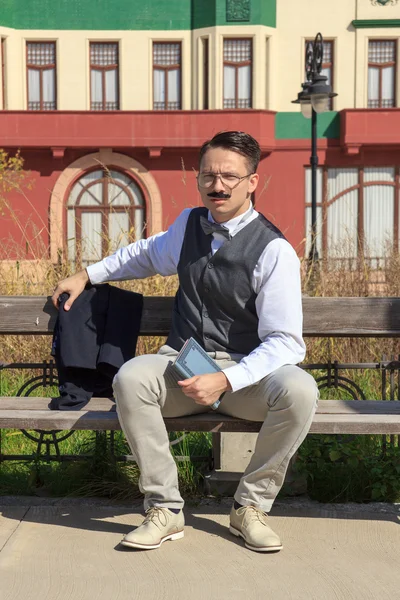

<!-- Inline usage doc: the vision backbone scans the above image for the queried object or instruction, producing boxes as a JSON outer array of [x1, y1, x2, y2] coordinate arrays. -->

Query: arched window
[[67, 169, 145, 267], [305, 166, 399, 269]]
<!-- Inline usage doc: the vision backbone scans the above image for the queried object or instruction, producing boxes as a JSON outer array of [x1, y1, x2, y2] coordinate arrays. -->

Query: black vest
[[166, 207, 285, 354]]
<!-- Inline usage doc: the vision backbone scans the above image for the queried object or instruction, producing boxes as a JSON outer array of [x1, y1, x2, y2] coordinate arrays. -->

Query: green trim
[[352, 19, 400, 29], [0, 0, 276, 30], [192, 0, 216, 29], [275, 112, 340, 140]]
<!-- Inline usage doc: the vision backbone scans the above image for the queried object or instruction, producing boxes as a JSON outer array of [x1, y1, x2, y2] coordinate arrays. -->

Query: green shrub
[[296, 434, 400, 503]]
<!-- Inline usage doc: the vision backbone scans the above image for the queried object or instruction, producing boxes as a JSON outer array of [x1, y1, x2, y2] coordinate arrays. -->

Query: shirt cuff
[[86, 262, 109, 285], [222, 363, 253, 393]]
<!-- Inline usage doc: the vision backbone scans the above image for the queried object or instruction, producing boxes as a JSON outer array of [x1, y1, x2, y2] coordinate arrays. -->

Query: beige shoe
[[121, 507, 184, 550], [229, 505, 283, 552]]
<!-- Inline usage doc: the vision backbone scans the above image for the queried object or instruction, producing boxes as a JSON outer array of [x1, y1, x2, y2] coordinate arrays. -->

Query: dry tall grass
[[302, 251, 400, 365]]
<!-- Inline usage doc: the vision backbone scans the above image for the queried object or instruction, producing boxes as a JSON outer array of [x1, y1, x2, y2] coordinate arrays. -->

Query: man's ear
[[248, 173, 259, 193]]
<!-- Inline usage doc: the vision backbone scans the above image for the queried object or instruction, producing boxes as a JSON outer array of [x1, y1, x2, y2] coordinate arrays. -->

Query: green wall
[[275, 112, 340, 140], [0, 0, 276, 30], [193, 0, 276, 29]]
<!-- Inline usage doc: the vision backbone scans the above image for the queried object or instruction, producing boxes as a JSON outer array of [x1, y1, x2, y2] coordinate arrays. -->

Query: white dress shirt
[[86, 202, 306, 392]]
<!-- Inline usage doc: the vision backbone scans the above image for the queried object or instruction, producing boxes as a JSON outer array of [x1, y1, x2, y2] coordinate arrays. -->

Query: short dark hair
[[199, 131, 261, 173]]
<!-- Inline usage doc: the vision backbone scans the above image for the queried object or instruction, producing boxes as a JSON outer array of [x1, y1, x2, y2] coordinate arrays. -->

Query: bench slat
[[1, 410, 400, 434], [1, 296, 400, 337], [0, 296, 175, 336], [1, 397, 400, 414], [1, 400, 400, 434]]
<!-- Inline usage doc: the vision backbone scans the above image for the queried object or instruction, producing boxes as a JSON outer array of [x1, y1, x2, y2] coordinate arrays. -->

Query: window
[[305, 39, 334, 110], [67, 169, 146, 267], [202, 38, 209, 110], [305, 167, 400, 268], [153, 42, 181, 110], [90, 42, 119, 110], [26, 42, 56, 110], [223, 38, 252, 109], [368, 40, 396, 108], [1, 38, 6, 109]]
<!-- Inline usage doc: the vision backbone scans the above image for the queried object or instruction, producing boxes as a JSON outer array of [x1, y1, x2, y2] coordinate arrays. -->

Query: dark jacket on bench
[[50, 284, 143, 410]]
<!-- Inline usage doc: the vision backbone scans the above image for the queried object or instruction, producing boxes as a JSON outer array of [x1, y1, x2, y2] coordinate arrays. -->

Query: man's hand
[[177, 371, 232, 406], [51, 269, 89, 311]]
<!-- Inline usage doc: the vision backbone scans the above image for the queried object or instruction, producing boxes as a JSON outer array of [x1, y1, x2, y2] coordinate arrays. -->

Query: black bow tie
[[200, 215, 231, 240]]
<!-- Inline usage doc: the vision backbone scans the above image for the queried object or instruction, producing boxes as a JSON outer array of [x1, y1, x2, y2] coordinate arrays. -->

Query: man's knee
[[264, 366, 318, 412], [114, 355, 150, 386], [113, 354, 166, 407]]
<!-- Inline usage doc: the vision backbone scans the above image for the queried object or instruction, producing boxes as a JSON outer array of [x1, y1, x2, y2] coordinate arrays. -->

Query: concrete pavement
[[1, 496, 399, 600]]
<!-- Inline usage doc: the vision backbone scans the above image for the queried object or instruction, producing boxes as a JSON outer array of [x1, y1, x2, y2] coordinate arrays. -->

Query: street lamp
[[292, 33, 337, 273]]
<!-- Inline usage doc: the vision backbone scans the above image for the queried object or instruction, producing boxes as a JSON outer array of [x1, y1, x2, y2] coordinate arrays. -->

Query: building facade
[[0, 0, 400, 267]]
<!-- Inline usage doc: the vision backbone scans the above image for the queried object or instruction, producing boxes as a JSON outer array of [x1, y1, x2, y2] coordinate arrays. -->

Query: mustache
[[207, 191, 231, 199]]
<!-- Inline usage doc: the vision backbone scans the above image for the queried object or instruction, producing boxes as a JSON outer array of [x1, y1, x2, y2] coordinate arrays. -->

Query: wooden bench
[[1, 296, 400, 437]]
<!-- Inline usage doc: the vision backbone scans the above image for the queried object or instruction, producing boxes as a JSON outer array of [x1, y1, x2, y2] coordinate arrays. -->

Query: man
[[52, 131, 318, 553]]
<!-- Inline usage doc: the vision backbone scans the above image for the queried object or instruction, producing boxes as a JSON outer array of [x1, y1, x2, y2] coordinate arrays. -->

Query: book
[[173, 337, 224, 410]]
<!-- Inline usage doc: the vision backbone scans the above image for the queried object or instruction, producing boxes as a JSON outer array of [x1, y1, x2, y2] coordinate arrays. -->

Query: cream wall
[[356, 0, 400, 19], [276, 0, 357, 112], [0, 27, 192, 110], [192, 25, 275, 110], [355, 0, 400, 109], [277, 0, 400, 111], [2, 2, 400, 113], [355, 28, 400, 107], [0, 24, 275, 111]]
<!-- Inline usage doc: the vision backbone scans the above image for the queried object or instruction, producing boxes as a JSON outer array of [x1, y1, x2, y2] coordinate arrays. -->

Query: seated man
[[52, 131, 318, 553]]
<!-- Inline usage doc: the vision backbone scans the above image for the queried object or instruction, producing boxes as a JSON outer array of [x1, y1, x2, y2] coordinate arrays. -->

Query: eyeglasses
[[197, 172, 253, 190]]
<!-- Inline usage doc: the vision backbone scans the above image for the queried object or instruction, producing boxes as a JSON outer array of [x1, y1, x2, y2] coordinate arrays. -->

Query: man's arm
[[222, 238, 306, 392], [52, 208, 192, 310]]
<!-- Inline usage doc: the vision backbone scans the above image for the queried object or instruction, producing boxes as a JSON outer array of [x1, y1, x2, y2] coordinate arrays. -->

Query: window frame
[[67, 167, 146, 265], [89, 41, 120, 111], [202, 37, 209, 110], [367, 39, 397, 109], [26, 41, 57, 111], [152, 41, 182, 110], [223, 37, 253, 109], [305, 165, 400, 266], [1, 38, 6, 109]]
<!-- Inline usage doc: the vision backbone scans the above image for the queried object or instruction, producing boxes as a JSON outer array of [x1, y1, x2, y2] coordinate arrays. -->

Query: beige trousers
[[113, 345, 319, 513]]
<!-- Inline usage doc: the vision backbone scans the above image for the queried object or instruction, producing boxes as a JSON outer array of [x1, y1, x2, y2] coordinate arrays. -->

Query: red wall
[[2, 142, 399, 261], [0, 146, 306, 260]]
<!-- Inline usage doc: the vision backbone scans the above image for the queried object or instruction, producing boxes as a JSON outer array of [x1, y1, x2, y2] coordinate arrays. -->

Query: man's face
[[198, 147, 259, 223]]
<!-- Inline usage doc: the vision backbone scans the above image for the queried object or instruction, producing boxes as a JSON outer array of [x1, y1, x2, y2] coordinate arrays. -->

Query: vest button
[[204, 286, 210, 292], [203, 311, 209, 318], [208, 263, 214, 269], [204, 335, 209, 340]]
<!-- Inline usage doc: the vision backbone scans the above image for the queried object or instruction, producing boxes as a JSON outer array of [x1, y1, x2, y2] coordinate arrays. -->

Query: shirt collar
[[207, 201, 256, 235]]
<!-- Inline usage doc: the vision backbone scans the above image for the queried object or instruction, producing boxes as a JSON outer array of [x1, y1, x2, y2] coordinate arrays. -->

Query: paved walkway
[[1, 496, 399, 600]]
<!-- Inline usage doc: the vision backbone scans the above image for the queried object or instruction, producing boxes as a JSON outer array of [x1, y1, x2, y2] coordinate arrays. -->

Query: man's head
[[197, 131, 260, 223]]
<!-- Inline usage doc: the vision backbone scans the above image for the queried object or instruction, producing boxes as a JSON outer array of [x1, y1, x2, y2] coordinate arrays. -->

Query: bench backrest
[[0, 296, 400, 337]]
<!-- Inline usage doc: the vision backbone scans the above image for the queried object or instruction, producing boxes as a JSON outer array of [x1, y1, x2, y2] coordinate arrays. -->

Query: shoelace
[[237, 505, 269, 527], [143, 507, 171, 529]]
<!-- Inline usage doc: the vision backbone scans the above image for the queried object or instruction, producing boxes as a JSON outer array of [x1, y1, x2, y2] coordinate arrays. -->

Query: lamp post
[[292, 33, 337, 277]]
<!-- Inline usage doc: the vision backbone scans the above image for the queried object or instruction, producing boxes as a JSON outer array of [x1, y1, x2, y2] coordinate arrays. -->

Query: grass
[[0, 431, 213, 500]]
